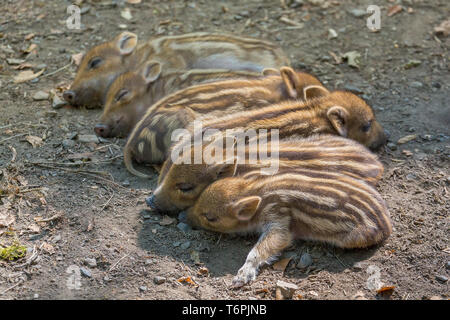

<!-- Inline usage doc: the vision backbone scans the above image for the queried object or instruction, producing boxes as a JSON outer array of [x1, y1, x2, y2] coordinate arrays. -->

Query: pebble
[[410, 81, 423, 88], [328, 28, 338, 39], [53, 234, 61, 242], [297, 252, 312, 269], [80, 267, 92, 278], [52, 95, 67, 109], [172, 241, 181, 247], [33, 91, 49, 101], [344, 85, 364, 94], [177, 222, 192, 233], [353, 262, 365, 271], [122, 180, 130, 187], [387, 142, 397, 151], [62, 139, 75, 149], [446, 261, 450, 270], [435, 275, 448, 283], [84, 257, 97, 268], [33, 293, 39, 299], [78, 134, 99, 144], [397, 134, 417, 144], [35, 63, 47, 70], [431, 82, 441, 89], [349, 9, 367, 18], [275, 280, 298, 300], [180, 241, 191, 250], [153, 276, 166, 285], [66, 132, 78, 140], [139, 286, 147, 292]]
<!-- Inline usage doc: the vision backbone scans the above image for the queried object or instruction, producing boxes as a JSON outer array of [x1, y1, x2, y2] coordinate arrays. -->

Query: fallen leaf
[[387, 5, 402, 17], [159, 215, 176, 226], [28, 224, 41, 233], [0, 213, 15, 228], [24, 33, 35, 40], [397, 134, 417, 144], [273, 257, 292, 272], [121, 8, 133, 20], [13, 63, 34, 70], [13, 68, 45, 83], [377, 285, 395, 294], [41, 242, 55, 255], [343, 51, 361, 69], [403, 59, 421, 69], [25, 135, 44, 148], [126, 0, 142, 3], [177, 276, 198, 286], [71, 52, 84, 66], [434, 20, 450, 37], [39, 197, 47, 206], [402, 150, 413, 157], [23, 43, 37, 54], [197, 267, 209, 276], [7, 58, 25, 65]]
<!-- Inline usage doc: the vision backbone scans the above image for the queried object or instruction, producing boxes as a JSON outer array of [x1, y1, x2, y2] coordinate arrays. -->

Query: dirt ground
[[0, 0, 448, 300]]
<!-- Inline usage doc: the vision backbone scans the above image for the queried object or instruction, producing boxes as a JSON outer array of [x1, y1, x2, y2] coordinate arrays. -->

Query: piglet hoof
[[231, 264, 257, 288]]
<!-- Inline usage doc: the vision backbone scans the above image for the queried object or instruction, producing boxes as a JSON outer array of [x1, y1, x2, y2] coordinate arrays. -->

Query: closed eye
[[361, 120, 372, 133], [115, 89, 129, 102], [88, 57, 102, 70], [177, 183, 195, 193], [203, 213, 218, 222]]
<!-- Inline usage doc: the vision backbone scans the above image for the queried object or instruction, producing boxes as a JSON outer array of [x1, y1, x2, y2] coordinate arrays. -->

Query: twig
[[0, 133, 28, 145], [109, 254, 130, 271], [99, 192, 114, 213], [34, 213, 63, 223], [40, 62, 72, 79], [0, 279, 24, 296], [27, 155, 123, 167]]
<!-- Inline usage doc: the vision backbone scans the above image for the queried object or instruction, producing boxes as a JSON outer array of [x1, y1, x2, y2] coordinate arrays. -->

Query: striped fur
[[67, 32, 290, 108], [151, 134, 383, 215], [123, 68, 327, 177], [186, 171, 392, 287], [98, 68, 265, 138]]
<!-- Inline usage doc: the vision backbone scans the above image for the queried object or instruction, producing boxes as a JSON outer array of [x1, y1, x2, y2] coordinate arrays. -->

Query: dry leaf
[[121, 8, 133, 20], [13, 63, 34, 70], [23, 43, 37, 54], [13, 68, 45, 83], [177, 276, 198, 286], [25, 135, 43, 148], [343, 51, 361, 69], [273, 257, 292, 271], [24, 33, 35, 40], [0, 212, 15, 228], [41, 242, 56, 255], [397, 134, 417, 144], [126, 0, 142, 3], [387, 5, 402, 17], [39, 197, 47, 206], [159, 215, 176, 226], [197, 267, 209, 276], [377, 285, 395, 294], [28, 224, 41, 233], [71, 52, 84, 66], [434, 20, 450, 37]]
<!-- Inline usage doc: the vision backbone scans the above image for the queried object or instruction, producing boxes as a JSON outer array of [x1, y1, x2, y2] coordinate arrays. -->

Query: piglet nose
[[63, 90, 76, 103], [94, 123, 109, 137], [146, 195, 156, 209]]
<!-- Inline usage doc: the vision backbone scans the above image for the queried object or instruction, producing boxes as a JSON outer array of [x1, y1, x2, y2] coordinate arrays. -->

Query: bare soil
[[0, 0, 448, 300]]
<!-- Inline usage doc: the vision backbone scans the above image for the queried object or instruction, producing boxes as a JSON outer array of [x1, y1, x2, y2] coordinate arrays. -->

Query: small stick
[[0, 133, 28, 145], [109, 254, 130, 271], [40, 62, 72, 79], [0, 280, 24, 296], [34, 213, 62, 223]]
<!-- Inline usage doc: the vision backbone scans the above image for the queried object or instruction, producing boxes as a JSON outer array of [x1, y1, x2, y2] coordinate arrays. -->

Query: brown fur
[[186, 171, 392, 287], [65, 32, 290, 108], [123, 67, 327, 177], [151, 134, 383, 215]]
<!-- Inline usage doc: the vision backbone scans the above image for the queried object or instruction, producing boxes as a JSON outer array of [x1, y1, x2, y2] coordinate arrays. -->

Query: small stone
[[410, 81, 423, 88], [431, 82, 441, 89], [104, 275, 111, 282], [349, 9, 367, 18], [353, 262, 365, 271], [35, 63, 47, 70], [328, 28, 338, 39], [387, 142, 397, 151], [406, 173, 416, 181], [7, 58, 25, 65], [33, 91, 49, 101], [66, 132, 78, 140], [172, 241, 181, 247], [52, 95, 67, 109], [180, 241, 191, 250], [33, 293, 39, 299], [53, 234, 61, 242], [139, 286, 147, 292], [446, 261, 450, 270], [177, 222, 192, 233], [122, 180, 130, 187], [343, 85, 364, 94], [234, 15, 243, 21], [153, 276, 166, 285], [435, 275, 448, 283], [240, 10, 250, 17], [80, 5, 90, 14], [78, 134, 99, 144], [62, 139, 75, 149], [297, 253, 312, 269], [80, 267, 92, 278], [145, 259, 154, 265], [352, 291, 368, 300], [275, 280, 298, 300], [84, 257, 97, 268]]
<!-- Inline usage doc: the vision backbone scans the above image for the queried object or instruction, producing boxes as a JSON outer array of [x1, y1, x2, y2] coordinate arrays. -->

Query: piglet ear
[[115, 32, 138, 55], [262, 68, 280, 76], [141, 61, 161, 84], [303, 85, 329, 100], [327, 106, 349, 137], [280, 66, 300, 99], [207, 159, 238, 180], [232, 196, 261, 221]]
